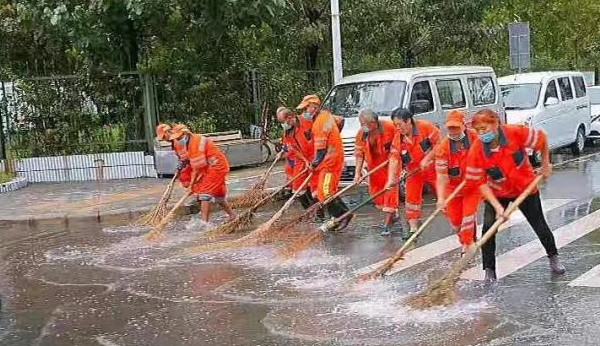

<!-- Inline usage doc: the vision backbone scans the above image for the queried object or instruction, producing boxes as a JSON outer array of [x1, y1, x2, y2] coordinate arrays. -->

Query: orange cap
[[471, 109, 499, 127], [155, 123, 172, 141], [445, 110, 465, 128], [296, 94, 321, 110], [168, 124, 191, 140]]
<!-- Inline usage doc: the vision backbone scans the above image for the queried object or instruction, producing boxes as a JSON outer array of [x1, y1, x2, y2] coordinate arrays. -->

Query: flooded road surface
[[1, 150, 600, 345]]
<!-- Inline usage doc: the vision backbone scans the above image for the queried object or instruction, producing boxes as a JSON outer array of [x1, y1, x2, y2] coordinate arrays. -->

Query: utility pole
[[330, 0, 343, 85]]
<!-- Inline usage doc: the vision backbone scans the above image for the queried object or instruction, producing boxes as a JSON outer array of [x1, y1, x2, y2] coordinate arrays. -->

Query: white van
[[321, 66, 503, 181], [499, 72, 591, 155], [587, 85, 600, 140]]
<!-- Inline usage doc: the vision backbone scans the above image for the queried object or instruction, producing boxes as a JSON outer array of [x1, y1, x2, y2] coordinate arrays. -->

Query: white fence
[[1, 152, 157, 183]]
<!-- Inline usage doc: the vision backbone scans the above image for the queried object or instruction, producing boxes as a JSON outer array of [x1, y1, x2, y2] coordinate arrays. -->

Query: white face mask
[[448, 131, 465, 141], [281, 123, 292, 131]]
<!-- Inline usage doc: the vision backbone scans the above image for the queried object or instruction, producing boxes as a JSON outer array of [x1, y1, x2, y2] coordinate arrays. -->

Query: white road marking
[[354, 199, 574, 277], [461, 208, 600, 280], [568, 264, 600, 287]]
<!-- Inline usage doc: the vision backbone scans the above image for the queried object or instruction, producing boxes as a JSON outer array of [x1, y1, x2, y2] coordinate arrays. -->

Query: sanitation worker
[[434, 110, 481, 255], [465, 109, 565, 283], [385, 107, 440, 239], [276, 107, 324, 220], [169, 124, 235, 223], [297, 94, 352, 230], [354, 108, 399, 236]]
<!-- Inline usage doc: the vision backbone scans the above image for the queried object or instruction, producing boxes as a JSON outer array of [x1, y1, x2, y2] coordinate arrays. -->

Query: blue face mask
[[178, 136, 188, 146], [479, 131, 495, 143], [303, 110, 312, 120], [361, 125, 370, 134]]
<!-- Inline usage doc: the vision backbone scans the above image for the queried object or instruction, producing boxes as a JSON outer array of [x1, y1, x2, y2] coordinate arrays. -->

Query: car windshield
[[322, 81, 406, 117], [589, 88, 600, 105], [500, 83, 541, 110]]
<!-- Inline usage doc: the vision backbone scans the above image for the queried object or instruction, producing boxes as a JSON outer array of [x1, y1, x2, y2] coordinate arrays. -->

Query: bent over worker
[[465, 109, 565, 283], [386, 108, 440, 239], [276, 107, 324, 219], [297, 94, 352, 230], [170, 124, 235, 223], [355, 109, 398, 236], [434, 110, 481, 255]]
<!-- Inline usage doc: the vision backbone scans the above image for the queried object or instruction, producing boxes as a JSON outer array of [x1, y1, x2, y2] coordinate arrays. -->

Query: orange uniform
[[355, 119, 398, 213], [465, 124, 547, 198], [390, 119, 440, 220], [282, 115, 316, 192], [435, 129, 481, 245], [312, 110, 344, 202], [174, 134, 230, 201]]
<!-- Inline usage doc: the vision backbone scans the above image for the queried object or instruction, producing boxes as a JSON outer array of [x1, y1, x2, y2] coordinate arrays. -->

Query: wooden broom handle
[[470, 175, 544, 255], [374, 179, 466, 277], [322, 159, 389, 206]]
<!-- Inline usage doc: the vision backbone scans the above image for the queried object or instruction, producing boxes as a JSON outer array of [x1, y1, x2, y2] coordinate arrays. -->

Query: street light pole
[[330, 0, 343, 85]]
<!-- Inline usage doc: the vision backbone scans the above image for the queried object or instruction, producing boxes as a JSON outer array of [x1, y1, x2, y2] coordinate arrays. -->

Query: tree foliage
[[1, 0, 599, 157]]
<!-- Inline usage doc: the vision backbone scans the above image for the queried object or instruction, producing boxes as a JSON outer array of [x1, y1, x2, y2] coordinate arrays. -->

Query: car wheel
[[571, 126, 585, 156]]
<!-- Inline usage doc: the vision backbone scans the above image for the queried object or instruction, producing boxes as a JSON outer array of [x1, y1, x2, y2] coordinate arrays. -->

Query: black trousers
[[482, 191, 558, 270]]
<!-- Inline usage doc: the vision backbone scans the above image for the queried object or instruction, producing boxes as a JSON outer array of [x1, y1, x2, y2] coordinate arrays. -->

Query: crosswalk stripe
[[461, 208, 600, 281], [568, 264, 600, 287], [354, 199, 573, 277]]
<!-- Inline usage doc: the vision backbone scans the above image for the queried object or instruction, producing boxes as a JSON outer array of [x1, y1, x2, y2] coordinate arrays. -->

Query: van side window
[[573, 76, 587, 98], [544, 80, 558, 103], [409, 81, 434, 114], [468, 77, 496, 106], [558, 77, 573, 100], [436, 79, 466, 109]]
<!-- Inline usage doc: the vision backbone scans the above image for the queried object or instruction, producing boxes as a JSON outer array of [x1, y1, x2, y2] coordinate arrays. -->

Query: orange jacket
[[282, 115, 315, 168], [390, 119, 440, 173], [355, 119, 396, 169], [173, 134, 229, 174], [435, 129, 479, 189], [312, 110, 344, 171], [465, 124, 546, 198]]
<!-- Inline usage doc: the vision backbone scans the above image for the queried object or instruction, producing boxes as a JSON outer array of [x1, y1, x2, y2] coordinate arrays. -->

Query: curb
[[0, 177, 28, 194]]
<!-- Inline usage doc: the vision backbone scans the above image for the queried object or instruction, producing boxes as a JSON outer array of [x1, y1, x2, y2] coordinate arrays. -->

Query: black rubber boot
[[307, 193, 326, 221], [484, 268, 497, 285], [549, 255, 565, 275], [327, 198, 353, 232], [296, 191, 312, 210]]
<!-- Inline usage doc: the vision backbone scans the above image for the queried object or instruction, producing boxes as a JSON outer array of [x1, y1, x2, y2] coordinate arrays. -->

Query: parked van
[[321, 66, 503, 181], [587, 85, 600, 141], [499, 72, 591, 155]]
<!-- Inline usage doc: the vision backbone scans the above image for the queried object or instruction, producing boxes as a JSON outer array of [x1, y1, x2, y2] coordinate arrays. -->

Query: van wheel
[[571, 126, 585, 156]]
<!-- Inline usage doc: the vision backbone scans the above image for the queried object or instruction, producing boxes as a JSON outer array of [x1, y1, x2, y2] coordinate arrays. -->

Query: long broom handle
[[263, 173, 314, 224], [463, 175, 544, 260], [332, 169, 420, 223], [368, 180, 467, 278], [249, 168, 309, 213], [321, 159, 390, 207], [263, 150, 284, 180], [159, 172, 179, 200]]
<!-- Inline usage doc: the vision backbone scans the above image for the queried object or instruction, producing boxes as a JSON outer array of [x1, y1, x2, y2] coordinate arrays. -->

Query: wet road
[[1, 148, 600, 345]]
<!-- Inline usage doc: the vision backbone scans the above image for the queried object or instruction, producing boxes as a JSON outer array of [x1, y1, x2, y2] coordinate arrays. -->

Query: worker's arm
[[354, 133, 365, 183], [436, 173, 449, 209], [479, 184, 505, 219]]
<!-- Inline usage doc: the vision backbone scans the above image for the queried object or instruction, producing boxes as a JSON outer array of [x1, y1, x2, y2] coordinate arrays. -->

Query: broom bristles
[[228, 187, 271, 209], [402, 257, 469, 309], [186, 196, 321, 255], [137, 179, 175, 226], [277, 227, 324, 259], [202, 210, 256, 238]]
